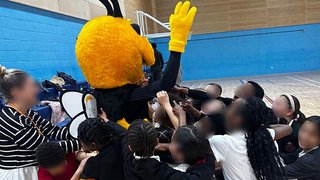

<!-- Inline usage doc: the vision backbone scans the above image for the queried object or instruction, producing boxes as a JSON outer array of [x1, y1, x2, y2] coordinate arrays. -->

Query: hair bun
[[0, 65, 7, 77]]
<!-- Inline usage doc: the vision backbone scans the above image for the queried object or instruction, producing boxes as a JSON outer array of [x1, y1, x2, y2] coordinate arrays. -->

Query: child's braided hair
[[78, 118, 119, 151], [127, 120, 158, 157]]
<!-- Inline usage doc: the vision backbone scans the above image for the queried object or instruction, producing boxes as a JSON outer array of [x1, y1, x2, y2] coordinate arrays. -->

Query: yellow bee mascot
[[75, 0, 197, 128]]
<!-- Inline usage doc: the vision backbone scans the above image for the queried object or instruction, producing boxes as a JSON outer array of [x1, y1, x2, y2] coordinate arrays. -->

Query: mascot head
[[75, 0, 155, 89]]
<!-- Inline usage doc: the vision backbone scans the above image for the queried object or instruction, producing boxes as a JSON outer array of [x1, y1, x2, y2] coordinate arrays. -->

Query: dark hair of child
[[127, 120, 158, 157], [238, 97, 284, 180], [247, 81, 265, 99], [207, 82, 222, 96], [78, 118, 119, 151], [36, 142, 65, 169], [207, 112, 226, 135], [307, 116, 320, 138], [172, 125, 211, 165], [280, 94, 306, 125]]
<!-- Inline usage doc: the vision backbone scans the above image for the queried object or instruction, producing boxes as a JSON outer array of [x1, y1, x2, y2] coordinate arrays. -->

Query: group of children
[[35, 81, 320, 180]]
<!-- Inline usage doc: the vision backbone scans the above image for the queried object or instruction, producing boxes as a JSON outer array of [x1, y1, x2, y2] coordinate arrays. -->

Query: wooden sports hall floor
[[180, 71, 320, 116]]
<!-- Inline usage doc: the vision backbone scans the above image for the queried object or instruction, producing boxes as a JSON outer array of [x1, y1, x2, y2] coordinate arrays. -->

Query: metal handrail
[[136, 11, 171, 38]]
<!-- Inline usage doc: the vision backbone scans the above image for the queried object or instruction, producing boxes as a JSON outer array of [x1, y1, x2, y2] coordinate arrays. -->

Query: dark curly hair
[[78, 118, 119, 151], [127, 120, 158, 157], [35, 142, 65, 168], [207, 112, 226, 135], [238, 97, 284, 180]]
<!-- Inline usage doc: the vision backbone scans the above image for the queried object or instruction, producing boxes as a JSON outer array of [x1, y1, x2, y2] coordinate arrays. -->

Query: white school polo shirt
[[209, 129, 275, 180]]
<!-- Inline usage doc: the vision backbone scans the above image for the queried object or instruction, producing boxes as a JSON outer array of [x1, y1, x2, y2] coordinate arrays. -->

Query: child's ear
[[286, 110, 294, 117]]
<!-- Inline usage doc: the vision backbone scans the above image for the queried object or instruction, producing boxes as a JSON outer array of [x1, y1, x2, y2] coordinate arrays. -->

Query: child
[[125, 120, 214, 180], [209, 97, 292, 180], [174, 83, 233, 106], [201, 99, 226, 115], [77, 118, 125, 180], [156, 91, 187, 129], [194, 112, 226, 137], [272, 94, 306, 153], [36, 142, 79, 180], [205, 83, 223, 98], [283, 116, 320, 179]]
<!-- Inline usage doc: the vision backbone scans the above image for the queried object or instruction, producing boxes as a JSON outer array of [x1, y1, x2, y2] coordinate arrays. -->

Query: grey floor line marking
[[287, 76, 320, 88], [295, 76, 320, 85]]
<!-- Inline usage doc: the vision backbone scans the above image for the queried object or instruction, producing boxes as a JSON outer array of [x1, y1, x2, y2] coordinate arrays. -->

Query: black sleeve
[[106, 120, 131, 158], [284, 153, 320, 179], [159, 53, 164, 69], [136, 156, 215, 180], [106, 120, 126, 138], [187, 91, 233, 106], [80, 157, 98, 179], [188, 89, 210, 101], [130, 52, 181, 101], [280, 149, 300, 165]]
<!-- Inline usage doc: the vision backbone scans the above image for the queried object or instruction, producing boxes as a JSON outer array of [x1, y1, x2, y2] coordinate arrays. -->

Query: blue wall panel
[[154, 24, 320, 81], [1, 0, 320, 82], [0, 1, 86, 81]]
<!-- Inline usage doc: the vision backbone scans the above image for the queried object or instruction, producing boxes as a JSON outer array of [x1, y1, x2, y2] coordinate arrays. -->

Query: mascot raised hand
[[74, 0, 197, 129]]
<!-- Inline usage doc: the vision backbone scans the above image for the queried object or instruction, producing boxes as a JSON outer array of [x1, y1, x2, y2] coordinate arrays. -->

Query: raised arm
[[157, 91, 180, 129], [130, 0, 197, 101], [130, 52, 181, 101], [175, 86, 211, 101], [269, 124, 292, 140]]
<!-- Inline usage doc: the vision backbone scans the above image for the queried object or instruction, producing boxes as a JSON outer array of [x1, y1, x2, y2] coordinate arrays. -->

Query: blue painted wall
[[0, 1, 86, 81], [154, 24, 320, 81], [1, 0, 320, 82]]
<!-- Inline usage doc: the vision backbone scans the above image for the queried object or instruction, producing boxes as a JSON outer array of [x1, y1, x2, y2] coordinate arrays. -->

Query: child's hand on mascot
[[169, 1, 197, 53]]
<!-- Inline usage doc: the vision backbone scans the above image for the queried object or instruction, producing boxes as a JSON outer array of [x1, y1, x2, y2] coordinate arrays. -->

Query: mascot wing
[[60, 91, 98, 138]]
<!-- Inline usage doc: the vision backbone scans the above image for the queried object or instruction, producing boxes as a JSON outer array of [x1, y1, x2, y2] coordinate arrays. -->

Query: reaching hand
[[169, 1, 197, 53], [181, 101, 201, 118], [156, 91, 171, 107], [137, 77, 149, 87], [99, 108, 109, 122], [172, 101, 186, 118], [172, 85, 182, 94]]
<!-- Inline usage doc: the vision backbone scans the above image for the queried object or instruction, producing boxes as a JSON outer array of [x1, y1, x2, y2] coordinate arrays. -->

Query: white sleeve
[[267, 128, 279, 152], [267, 128, 275, 140], [209, 135, 230, 162]]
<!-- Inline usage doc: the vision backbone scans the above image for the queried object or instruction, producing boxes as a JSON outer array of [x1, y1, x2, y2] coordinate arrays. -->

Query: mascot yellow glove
[[169, 1, 197, 53]]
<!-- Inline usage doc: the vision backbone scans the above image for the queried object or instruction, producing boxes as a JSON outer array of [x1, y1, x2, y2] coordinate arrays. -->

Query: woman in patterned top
[[0, 65, 80, 180]]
